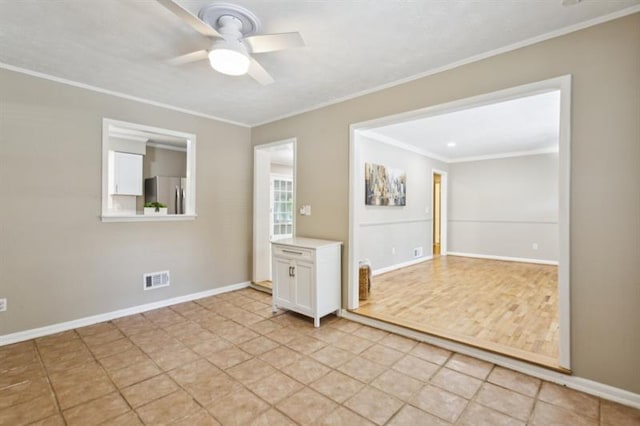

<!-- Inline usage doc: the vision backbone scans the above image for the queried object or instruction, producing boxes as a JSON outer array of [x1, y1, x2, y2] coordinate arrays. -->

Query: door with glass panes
[[270, 175, 293, 241]]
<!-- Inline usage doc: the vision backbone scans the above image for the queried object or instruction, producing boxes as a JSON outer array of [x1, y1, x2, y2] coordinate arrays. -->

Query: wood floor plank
[[354, 256, 559, 367]]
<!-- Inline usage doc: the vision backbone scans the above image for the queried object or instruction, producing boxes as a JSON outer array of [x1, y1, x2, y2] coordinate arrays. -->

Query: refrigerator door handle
[[175, 186, 179, 214], [181, 188, 186, 214]]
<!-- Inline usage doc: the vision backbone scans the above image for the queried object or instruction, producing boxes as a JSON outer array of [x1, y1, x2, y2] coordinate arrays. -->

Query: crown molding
[[359, 130, 450, 163], [251, 5, 640, 127], [0, 62, 250, 128], [449, 147, 559, 163], [1, 6, 637, 128], [360, 130, 559, 164]]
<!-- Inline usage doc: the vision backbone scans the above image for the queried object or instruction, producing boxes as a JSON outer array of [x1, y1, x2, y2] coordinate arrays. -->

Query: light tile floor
[[1, 288, 638, 425]]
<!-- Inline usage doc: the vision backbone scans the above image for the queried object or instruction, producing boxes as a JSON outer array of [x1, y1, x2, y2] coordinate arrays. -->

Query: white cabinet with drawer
[[272, 237, 342, 327]]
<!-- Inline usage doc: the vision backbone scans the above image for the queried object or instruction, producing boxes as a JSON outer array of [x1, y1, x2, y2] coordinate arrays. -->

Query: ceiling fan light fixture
[[208, 40, 250, 76]]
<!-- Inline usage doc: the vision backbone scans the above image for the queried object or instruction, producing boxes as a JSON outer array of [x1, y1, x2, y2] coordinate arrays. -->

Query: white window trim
[[101, 118, 197, 222]]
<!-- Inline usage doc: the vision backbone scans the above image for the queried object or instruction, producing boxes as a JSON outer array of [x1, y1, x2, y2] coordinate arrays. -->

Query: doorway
[[252, 139, 296, 293], [433, 172, 442, 255], [348, 76, 571, 370]]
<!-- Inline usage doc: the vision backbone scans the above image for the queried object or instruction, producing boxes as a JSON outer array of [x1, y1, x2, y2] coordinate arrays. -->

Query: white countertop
[[272, 237, 343, 249]]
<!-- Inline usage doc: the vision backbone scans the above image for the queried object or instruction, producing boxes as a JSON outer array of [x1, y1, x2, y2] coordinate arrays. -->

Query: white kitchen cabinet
[[272, 237, 342, 327], [112, 151, 143, 196]]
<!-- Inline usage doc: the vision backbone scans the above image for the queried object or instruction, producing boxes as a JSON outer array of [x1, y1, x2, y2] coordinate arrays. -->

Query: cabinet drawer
[[273, 245, 313, 260]]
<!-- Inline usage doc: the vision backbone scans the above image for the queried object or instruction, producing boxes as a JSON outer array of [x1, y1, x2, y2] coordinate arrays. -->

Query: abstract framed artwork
[[365, 162, 406, 206]]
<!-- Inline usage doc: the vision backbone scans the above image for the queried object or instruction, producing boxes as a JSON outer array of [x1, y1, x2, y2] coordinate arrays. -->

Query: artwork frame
[[365, 162, 406, 206]]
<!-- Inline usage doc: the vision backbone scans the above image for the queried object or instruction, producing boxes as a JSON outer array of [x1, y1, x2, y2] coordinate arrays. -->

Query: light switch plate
[[299, 205, 311, 216]]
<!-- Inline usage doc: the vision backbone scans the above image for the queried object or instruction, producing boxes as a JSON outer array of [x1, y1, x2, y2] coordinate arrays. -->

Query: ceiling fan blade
[[245, 32, 305, 54], [157, 0, 220, 38], [248, 58, 275, 85], [168, 50, 209, 65]]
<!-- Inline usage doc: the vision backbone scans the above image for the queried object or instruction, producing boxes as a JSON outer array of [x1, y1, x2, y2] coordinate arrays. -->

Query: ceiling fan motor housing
[[198, 2, 261, 37]]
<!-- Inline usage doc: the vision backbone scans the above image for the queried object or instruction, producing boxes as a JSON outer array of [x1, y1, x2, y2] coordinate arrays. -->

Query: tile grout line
[[32, 337, 68, 425], [320, 324, 447, 425], [80, 324, 148, 425], [104, 325, 166, 417], [527, 376, 545, 425], [454, 362, 496, 425], [141, 295, 283, 424], [125, 308, 211, 424], [8, 289, 628, 426]]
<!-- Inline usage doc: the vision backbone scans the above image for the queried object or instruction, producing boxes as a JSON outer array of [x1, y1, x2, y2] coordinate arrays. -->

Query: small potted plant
[[144, 201, 168, 215]]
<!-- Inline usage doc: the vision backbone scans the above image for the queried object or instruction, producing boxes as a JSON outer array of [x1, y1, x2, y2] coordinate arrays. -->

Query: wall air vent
[[143, 271, 170, 290]]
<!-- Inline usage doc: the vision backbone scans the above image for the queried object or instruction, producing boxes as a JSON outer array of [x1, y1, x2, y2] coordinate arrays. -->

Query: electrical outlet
[[413, 247, 424, 258], [532, 243, 539, 250], [391, 247, 396, 255], [0, 298, 6, 312]]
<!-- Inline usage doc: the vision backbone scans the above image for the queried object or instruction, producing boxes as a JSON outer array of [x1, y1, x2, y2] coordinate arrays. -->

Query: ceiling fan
[[157, 0, 305, 85]]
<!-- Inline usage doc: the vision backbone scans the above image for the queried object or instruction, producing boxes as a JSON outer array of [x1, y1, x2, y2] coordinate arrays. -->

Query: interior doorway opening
[[252, 139, 296, 293], [433, 173, 441, 255], [348, 76, 571, 370]]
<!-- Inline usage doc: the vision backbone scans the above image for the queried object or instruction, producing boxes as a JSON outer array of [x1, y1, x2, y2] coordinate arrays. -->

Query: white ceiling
[[364, 91, 561, 161], [0, 1, 637, 126]]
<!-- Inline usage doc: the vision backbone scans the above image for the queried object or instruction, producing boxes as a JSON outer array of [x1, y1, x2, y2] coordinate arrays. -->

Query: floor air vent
[[143, 271, 170, 290]]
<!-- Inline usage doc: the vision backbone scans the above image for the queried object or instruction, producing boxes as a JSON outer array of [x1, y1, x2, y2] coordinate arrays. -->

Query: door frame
[[348, 75, 571, 369], [252, 138, 297, 284], [431, 169, 448, 256]]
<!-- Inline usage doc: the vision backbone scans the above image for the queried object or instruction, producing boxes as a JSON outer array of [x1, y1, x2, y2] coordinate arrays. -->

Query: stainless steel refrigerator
[[144, 176, 187, 214]]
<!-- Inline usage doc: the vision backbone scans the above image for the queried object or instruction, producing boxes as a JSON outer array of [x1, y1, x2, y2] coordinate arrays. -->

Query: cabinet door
[[293, 261, 314, 313], [113, 152, 142, 195], [273, 257, 294, 306]]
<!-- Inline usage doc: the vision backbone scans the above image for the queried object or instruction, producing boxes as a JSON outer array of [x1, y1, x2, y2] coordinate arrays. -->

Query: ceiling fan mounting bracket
[[198, 2, 261, 36]]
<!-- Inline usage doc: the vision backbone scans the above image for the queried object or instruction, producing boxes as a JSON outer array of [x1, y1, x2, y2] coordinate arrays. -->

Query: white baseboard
[[372, 256, 433, 276], [0, 281, 250, 346], [447, 251, 558, 266], [339, 310, 640, 410]]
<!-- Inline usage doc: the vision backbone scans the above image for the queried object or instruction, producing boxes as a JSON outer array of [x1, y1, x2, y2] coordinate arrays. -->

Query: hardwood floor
[[252, 280, 273, 293], [354, 256, 559, 368]]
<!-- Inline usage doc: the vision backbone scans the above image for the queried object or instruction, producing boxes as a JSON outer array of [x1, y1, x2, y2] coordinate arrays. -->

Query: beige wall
[[448, 153, 559, 261], [356, 135, 447, 270], [0, 68, 252, 336], [252, 14, 640, 392]]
